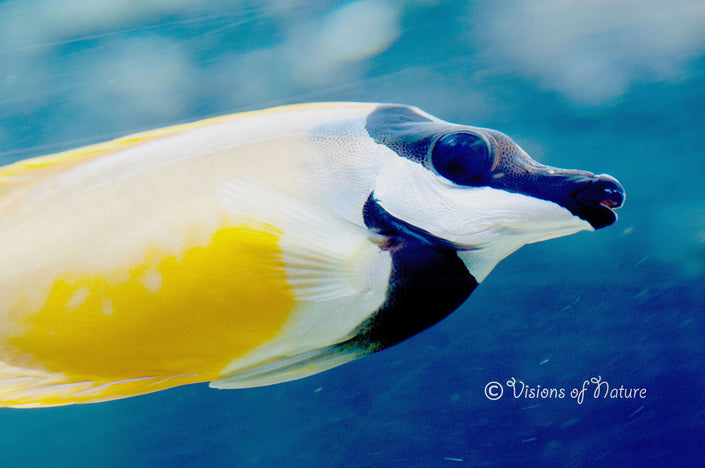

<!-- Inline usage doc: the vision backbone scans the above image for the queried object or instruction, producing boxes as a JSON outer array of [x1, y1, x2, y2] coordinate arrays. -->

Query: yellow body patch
[[4, 224, 294, 406]]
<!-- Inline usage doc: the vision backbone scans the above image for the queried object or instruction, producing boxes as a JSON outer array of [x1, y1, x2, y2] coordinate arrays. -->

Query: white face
[[361, 104, 623, 284], [373, 153, 593, 282]]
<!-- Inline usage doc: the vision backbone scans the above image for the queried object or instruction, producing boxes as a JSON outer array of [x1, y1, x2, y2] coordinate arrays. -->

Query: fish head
[[366, 105, 625, 282]]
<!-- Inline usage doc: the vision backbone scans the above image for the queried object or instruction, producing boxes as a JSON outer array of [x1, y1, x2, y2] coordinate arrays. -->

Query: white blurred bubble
[[285, 0, 402, 85], [204, 0, 403, 107], [318, 0, 400, 63], [71, 37, 195, 125], [469, 0, 705, 104], [0, 0, 207, 46]]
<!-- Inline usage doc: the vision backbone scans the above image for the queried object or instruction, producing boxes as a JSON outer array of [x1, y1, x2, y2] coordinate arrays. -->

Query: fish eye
[[431, 132, 493, 186]]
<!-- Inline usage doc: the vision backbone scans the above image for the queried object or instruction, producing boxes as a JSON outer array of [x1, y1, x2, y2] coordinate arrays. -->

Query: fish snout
[[574, 174, 625, 229]]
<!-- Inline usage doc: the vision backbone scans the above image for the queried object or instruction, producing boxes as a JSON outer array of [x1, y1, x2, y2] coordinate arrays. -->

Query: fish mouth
[[574, 174, 625, 229]]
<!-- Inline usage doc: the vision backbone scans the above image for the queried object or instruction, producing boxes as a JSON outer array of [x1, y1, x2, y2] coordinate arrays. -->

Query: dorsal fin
[[0, 114, 238, 201], [0, 102, 366, 202], [1, 142, 127, 200]]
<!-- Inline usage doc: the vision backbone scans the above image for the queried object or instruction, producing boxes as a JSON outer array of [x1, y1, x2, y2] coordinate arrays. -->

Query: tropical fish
[[0, 103, 624, 407]]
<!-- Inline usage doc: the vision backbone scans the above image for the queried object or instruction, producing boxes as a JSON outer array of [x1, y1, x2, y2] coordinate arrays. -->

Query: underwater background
[[1, 1, 703, 466]]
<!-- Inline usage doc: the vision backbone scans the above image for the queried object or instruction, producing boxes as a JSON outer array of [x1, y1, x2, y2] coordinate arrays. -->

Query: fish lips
[[572, 174, 625, 229], [487, 169, 626, 231]]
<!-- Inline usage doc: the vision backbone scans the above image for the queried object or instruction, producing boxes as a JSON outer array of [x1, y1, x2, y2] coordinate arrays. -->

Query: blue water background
[[1, 1, 703, 466]]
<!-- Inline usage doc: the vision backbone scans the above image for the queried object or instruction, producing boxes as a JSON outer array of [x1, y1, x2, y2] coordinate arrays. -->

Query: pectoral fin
[[217, 178, 388, 302]]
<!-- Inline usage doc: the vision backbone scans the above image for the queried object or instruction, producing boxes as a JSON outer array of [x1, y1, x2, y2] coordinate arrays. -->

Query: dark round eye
[[431, 132, 492, 186]]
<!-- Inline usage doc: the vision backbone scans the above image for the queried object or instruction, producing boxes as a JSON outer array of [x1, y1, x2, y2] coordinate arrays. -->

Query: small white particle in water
[[540, 358, 550, 365], [142, 269, 162, 293], [522, 437, 537, 443], [628, 405, 645, 418], [314, 387, 323, 393], [102, 300, 113, 315], [634, 288, 649, 299], [681, 318, 695, 327], [443, 458, 464, 462], [67, 287, 90, 309]]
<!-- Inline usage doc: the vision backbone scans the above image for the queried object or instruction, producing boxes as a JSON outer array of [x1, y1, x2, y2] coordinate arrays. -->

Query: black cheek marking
[[365, 104, 446, 164], [362, 194, 460, 251], [343, 196, 478, 353]]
